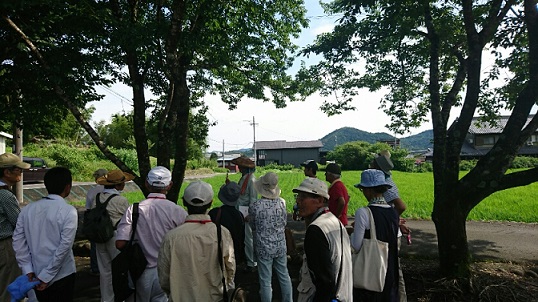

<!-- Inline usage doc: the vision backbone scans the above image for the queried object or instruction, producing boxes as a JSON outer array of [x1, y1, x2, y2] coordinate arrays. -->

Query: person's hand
[[27, 273, 37, 282], [399, 222, 411, 235], [36, 281, 48, 291]]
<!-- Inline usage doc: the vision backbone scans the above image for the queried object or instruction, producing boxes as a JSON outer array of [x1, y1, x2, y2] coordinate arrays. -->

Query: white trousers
[[96, 235, 120, 302]]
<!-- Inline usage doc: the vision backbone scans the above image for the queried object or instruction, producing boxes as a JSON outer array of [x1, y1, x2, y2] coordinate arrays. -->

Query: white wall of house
[[0, 132, 13, 154]]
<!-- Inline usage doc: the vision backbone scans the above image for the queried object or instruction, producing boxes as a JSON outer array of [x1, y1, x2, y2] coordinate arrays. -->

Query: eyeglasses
[[9, 167, 23, 174], [294, 192, 317, 200]]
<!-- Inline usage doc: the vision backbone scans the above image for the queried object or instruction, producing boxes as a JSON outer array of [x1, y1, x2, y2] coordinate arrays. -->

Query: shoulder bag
[[112, 203, 148, 302], [216, 208, 247, 302], [352, 206, 389, 292]]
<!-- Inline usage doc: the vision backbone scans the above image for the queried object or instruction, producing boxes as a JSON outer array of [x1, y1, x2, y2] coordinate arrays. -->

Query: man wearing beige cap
[[92, 170, 133, 302], [158, 181, 235, 301], [293, 177, 352, 302], [116, 166, 188, 302], [0, 153, 30, 301]]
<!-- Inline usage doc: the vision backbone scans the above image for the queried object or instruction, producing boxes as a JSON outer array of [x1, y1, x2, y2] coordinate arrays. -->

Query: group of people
[[295, 152, 409, 302], [0, 150, 409, 302]]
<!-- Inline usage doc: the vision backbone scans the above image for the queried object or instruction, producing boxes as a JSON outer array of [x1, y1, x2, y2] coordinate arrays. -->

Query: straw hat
[[96, 170, 135, 185], [231, 156, 255, 168]]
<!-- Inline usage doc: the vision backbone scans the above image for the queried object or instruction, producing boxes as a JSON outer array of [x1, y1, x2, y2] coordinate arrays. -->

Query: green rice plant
[[96, 170, 538, 223]]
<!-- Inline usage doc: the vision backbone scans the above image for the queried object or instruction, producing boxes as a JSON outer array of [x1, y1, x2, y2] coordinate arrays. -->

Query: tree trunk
[[432, 195, 471, 278], [167, 71, 189, 203]]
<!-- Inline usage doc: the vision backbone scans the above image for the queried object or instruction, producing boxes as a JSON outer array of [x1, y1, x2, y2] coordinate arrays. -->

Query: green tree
[[2, 0, 308, 202], [299, 0, 538, 278]]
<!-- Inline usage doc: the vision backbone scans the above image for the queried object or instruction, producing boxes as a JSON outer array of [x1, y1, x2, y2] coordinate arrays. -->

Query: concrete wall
[[21, 181, 141, 205]]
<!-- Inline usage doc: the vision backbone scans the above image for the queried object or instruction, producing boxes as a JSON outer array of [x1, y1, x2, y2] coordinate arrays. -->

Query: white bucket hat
[[254, 172, 281, 199]]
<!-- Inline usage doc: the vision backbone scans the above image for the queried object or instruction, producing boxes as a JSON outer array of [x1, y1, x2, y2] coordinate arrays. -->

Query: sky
[[89, 0, 433, 152]]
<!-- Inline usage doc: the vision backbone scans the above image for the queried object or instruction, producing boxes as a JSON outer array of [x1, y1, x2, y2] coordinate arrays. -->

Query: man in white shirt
[[116, 166, 188, 302], [13, 167, 78, 302]]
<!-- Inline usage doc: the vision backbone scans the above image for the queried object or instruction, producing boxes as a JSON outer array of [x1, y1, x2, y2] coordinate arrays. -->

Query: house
[[215, 153, 243, 172], [0, 132, 12, 154], [425, 115, 538, 160], [254, 140, 324, 167]]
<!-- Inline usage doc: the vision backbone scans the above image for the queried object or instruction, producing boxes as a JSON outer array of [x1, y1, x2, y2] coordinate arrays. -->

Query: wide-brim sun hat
[[0, 153, 31, 169], [96, 170, 135, 185], [231, 156, 255, 168], [254, 172, 281, 199], [374, 150, 394, 175], [292, 178, 330, 200], [355, 169, 392, 189], [218, 182, 241, 206]]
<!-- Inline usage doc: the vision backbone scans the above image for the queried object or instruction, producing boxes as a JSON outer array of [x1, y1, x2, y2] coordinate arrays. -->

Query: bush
[[186, 158, 218, 170], [459, 159, 477, 171], [511, 156, 538, 169], [257, 163, 295, 172], [110, 148, 139, 173]]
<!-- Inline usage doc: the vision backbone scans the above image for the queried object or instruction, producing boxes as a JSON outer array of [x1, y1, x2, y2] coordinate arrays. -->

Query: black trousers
[[35, 273, 76, 302]]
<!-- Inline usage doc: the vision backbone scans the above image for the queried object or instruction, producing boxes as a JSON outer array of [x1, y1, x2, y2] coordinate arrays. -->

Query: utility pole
[[13, 94, 24, 204], [245, 116, 258, 166], [222, 140, 225, 169]]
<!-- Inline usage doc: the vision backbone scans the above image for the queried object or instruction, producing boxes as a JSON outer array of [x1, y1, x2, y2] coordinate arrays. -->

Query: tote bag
[[352, 207, 389, 292]]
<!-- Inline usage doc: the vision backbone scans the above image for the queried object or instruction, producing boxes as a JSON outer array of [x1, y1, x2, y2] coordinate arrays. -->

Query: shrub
[[511, 156, 538, 169], [257, 163, 295, 172], [110, 148, 139, 173], [186, 158, 218, 170], [459, 159, 477, 171]]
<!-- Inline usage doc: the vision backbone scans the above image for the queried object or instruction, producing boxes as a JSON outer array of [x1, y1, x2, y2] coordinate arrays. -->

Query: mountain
[[320, 127, 395, 150], [320, 127, 433, 151], [400, 130, 433, 151], [220, 127, 433, 154]]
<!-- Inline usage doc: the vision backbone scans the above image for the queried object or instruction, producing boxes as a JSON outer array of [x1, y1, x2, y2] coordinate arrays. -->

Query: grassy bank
[[112, 170, 538, 223]]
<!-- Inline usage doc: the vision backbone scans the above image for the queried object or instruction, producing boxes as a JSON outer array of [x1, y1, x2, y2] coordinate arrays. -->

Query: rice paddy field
[[121, 170, 538, 223]]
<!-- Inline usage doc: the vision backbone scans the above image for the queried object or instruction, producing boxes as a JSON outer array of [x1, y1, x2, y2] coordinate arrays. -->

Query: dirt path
[[401, 220, 538, 264], [72, 217, 537, 302]]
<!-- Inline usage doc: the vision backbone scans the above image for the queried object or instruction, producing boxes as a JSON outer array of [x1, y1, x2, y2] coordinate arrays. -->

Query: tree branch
[[1, 14, 138, 180]]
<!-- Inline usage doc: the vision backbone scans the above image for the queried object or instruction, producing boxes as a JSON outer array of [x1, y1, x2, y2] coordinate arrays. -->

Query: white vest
[[309, 212, 353, 301]]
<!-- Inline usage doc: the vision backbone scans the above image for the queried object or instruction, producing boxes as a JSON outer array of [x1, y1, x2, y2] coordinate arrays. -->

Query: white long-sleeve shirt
[[12, 194, 78, 284]]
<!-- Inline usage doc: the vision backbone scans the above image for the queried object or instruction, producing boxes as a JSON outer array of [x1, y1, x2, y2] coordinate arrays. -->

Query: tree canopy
[[1, 0, 309, 201], [299, 0, 538, 278]]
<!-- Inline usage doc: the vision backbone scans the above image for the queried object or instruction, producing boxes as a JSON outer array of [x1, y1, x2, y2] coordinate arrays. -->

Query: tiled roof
[[254, 140, 323, 150], [469, 115, 535, 134]]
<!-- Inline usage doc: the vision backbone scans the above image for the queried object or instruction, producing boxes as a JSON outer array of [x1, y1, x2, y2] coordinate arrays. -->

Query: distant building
[[377, 138, 400, 148], [213, 153, 243, 172], [0, 132, 12, 154], [254, 140, 324, 167], [425, 115, 538, 161]]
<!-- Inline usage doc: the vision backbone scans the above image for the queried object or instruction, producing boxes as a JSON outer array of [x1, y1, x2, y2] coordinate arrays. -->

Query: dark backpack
[[82, 193, 118, 243]]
